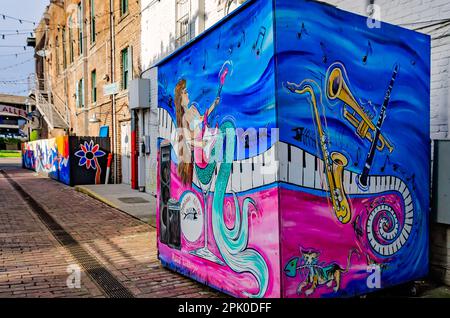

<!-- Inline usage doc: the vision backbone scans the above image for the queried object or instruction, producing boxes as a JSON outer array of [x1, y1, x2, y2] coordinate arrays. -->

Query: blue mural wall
[[22, 136, 71, 185]]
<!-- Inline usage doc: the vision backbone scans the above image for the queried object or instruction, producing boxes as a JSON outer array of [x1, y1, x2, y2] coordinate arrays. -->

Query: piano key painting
[[155, 0, 430, 298]]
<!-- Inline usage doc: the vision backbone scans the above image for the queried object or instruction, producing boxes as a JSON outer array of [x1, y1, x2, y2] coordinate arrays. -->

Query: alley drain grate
[[118, 197, 149, 204], [0, 170, 134, 298]]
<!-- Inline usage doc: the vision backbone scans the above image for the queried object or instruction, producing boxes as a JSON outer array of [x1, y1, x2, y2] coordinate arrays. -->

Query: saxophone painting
[[156, 0, 430, 298]]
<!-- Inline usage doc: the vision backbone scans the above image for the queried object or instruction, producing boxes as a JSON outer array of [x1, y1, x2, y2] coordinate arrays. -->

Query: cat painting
[[285, 248, 360, 296]]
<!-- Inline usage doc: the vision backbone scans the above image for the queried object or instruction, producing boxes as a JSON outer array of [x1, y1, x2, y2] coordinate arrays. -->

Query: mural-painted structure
[[22, 136, 110, 186], [155, 0, 430, 298]]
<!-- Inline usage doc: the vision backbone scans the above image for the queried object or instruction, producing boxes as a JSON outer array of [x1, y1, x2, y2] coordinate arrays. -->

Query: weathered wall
[[41, 0, 140, 183]]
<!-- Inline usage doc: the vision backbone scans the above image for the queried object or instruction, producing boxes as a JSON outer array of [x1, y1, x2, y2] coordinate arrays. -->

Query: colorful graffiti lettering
[[22, 136, 70, 185]]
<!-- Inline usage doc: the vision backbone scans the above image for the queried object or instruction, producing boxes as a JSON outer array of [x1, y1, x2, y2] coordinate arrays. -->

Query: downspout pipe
[[110, 0, 118, 184]]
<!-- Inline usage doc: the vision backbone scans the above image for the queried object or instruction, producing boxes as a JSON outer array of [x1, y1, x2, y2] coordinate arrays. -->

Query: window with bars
[[121, 0, 129, 16], [78, 2, 83, 55], [76, 78, 85, 108], [62, 27, 67, 69], [69, 17, 74, 63], [121, 47, 131, 90], [176, 0, 191, 47], [90, 0, 96, 44], [55, 35, 59, 74]]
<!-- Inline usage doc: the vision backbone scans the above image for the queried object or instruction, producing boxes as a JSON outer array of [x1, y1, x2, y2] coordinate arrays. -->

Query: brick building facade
[[34, 0, 141, 183]]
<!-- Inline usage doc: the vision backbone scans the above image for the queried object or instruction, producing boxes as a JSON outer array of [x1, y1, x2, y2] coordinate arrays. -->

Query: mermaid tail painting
[[195, 121, 269, 298]]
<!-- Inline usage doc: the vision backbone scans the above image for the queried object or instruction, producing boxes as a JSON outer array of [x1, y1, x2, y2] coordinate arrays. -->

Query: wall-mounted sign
[[0, 105, 28, 119], [103, 82, 119, 96]]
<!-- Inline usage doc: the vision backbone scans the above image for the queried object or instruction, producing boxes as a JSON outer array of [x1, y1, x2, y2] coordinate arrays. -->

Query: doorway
[[120, 121, 131, 185]]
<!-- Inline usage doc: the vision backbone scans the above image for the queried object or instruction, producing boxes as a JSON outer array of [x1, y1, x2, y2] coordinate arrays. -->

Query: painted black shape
[[320, 42, 328, 63], [68, 136, 110, 186], [353, 215, 364, 238], [292, 127, 305, 142], [252, 26, 266, 56], [237, 31, 246, 48], [297, 22, 308, 39], [217, 30, 222, 49], [202, 50, 207, 70], [362, 41, 373, 64], [354, 147, 361, 167]]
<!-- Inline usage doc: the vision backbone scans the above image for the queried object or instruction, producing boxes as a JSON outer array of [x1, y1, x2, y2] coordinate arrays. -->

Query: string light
[[0, 51, 33, 57], [0, 13, 37, 25], [0, 58, 34, 71]]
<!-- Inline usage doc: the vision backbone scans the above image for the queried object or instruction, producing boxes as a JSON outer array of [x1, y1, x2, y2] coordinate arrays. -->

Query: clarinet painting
[[358, 64, 400, 190]]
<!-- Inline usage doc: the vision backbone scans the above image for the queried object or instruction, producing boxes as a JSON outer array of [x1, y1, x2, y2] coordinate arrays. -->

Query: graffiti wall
[[22, 136, 110, 186], [156, 0, 430, 298], [22, 136, 70, 185], [276, 0, 430, 297]]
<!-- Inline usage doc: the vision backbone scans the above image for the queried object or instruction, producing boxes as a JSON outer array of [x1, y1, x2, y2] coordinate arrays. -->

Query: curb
[[74, 185, 121, 210], [74, 185, 156, 228]]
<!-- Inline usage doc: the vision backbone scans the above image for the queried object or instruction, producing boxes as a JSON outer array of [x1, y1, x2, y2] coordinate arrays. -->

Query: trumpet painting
[[156, 0, 430, 298]]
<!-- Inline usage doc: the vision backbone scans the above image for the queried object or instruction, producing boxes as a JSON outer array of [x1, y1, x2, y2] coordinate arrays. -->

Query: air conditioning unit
[[128, 78, 151, 110]]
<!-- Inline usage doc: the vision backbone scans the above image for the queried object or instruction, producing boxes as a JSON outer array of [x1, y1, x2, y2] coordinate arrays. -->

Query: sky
[[0, 0, 48, 96]]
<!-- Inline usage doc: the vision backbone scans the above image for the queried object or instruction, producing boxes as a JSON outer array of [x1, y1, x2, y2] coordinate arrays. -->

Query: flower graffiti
[[74, 140, 106, 184]]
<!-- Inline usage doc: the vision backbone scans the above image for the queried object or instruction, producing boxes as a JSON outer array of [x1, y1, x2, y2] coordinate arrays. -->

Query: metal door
[[120, 121, 131, 184]]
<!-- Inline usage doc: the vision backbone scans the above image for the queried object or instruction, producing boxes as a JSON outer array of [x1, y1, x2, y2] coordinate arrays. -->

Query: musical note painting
[[155, 0, 430, 298]]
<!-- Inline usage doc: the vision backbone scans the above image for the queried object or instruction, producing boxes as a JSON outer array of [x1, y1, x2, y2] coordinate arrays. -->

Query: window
[[120, 0, 128, 16], [121, 47, 131, 90], [90, 0, 96, 43], [62, 27, 67, 69], [176, 0, 191, 47], [69, 17, 74, 63], [55, 35, 59, 74], [76, 78, 85, 108], [220, 0, 243, 16], [77, 2, 83, 55], [91, 70, 97, 103]]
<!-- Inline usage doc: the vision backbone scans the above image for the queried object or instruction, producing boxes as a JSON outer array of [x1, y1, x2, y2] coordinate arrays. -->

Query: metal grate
[[0, 170, 134, 298], [118, 197, 149, 204]]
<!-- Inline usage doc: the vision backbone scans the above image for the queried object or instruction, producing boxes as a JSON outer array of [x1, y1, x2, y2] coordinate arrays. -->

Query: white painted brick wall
[[141, 0, 244, 70], [325, 0, 450, 140]]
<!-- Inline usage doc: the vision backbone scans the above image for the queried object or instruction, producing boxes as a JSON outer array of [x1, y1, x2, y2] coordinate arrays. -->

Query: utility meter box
[[433, 140, 450, 225], [128, 78, 151, 110]]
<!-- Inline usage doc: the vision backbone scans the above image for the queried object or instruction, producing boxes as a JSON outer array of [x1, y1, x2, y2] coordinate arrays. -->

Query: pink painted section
[[280, 187, 404, 298], [157, 161, 281, 298]]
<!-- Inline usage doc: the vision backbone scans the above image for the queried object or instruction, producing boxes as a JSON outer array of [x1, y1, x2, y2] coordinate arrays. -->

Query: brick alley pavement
[[0, 164, 222, 298]]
